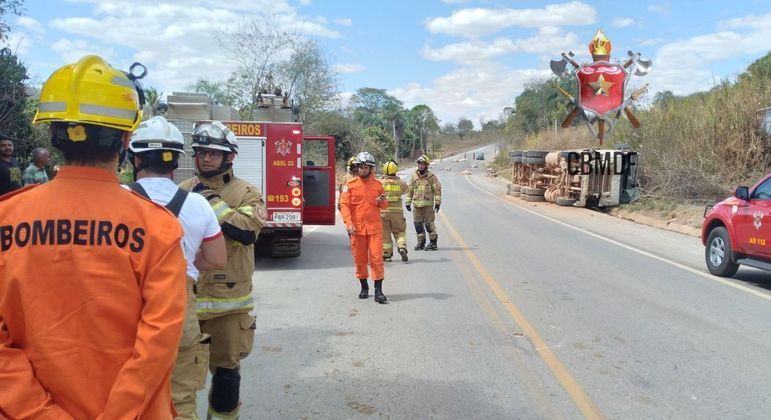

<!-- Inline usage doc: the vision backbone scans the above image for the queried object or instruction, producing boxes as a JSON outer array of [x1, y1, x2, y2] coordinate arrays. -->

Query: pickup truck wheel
[[705, 227, 739, 277]]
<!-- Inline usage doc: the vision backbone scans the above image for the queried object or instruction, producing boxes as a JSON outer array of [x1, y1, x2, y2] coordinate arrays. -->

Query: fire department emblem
[[550, 29, 652, 144], [275, 138, 292, 157], [754, 210, 764, 230]]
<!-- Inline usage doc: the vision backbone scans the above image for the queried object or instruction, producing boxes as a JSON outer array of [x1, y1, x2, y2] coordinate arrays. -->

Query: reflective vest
[[379, 175, 408, 213], [179, 167, 266, 319], [406, 170, 442, 208]]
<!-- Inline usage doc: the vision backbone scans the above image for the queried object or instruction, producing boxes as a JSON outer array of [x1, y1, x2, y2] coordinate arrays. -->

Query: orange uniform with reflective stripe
[[0, 166, 186, 419], [340, 175, 389, 279]]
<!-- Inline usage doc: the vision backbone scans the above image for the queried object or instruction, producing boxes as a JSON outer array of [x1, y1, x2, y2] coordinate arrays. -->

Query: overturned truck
[[508, 148, 640, 208]]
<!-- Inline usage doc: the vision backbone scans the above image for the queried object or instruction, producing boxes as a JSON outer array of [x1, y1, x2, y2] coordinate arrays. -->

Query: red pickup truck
[[702, 173, 771, 276]]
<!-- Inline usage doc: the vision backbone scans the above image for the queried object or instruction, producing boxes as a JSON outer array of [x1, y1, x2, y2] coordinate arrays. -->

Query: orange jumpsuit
[[0, 166, 186, 420], [340, 175, 389, 280]]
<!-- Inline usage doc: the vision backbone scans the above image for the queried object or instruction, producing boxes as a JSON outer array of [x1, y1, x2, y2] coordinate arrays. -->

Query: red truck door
[[734, 177, 771, 258], [302, 136, 336, 225]]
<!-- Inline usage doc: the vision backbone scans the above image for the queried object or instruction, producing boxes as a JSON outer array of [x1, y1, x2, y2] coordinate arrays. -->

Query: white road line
[[464, 175, 771, 302]]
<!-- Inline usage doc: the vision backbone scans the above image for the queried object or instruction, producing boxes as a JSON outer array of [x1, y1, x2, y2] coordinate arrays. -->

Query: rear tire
[[705, 227, 739, 277], [556, 197, 576, 206]]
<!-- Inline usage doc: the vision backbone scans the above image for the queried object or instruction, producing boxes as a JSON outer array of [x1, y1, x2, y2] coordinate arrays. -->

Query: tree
[[142, 86, 162, 118], [0, 47, 31, 154], [275, 39, 338, 121], [409, 104, 439, 154], [188, 78, 231, 105], [349, 87, 402, 128], [219, 17, 296, 117], [0, 0, 23, 41], [457, 118, 473, 140]]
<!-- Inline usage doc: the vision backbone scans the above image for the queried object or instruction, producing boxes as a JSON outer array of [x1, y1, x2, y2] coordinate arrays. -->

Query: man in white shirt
[[128, 116, 226, 419]]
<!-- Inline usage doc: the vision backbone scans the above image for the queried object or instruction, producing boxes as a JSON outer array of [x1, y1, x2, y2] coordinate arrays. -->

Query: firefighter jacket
[[179, 167, 266, 320], [379, 175, 408, 213], [340, 175, 388, 235], [0, 166, 186, 420], [406, 170, 442, 208]]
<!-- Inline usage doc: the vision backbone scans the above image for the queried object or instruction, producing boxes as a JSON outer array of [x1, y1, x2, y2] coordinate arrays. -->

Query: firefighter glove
[[405, 204, 411, 212], [434, 204, 440, 213]]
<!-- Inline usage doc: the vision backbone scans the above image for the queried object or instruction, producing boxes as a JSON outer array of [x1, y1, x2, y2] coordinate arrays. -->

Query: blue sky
[[4, 0, 771, 126]]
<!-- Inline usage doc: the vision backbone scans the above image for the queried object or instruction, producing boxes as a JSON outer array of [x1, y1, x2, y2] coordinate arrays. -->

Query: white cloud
[[333, 63, 366, 74], [299, 0, 312, 5], [646, 12, 771, 95], [51, 38, 116, 63], [15, 17, 45, 34], [1, 32, 33, 55], [334, 18, 352, 26], [639, 37, 664, 46], [648, 4, 670, 15], [390, 62, 550, 124], [423, 27, 580, 62], [47, 2, 341, 94], [425, 2, 596, 38], [612, 17, 634, 28]]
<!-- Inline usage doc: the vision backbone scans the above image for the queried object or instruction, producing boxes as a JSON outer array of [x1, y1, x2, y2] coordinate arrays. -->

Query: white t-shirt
[[134, 177, 222, 279]]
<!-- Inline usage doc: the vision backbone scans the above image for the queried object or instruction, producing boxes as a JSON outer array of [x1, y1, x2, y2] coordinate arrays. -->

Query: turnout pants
[[413, 206, 438, 242], [171, 277, 210, 420], [200, 311, 256, 419], [351, 232, 384, 280], [381, 212, 407, 258]]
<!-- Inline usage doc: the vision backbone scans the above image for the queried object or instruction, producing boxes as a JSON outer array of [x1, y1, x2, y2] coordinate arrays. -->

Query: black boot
[[398, 247, 408, 262], [414, 240, 425, 251], [374, 280, 387, 303], [425, 239, 438, 250], [358, 279, 369, 299]]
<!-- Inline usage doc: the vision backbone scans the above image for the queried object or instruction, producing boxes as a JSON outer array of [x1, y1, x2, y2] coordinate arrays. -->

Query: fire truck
[[162, 92, 336, 257]]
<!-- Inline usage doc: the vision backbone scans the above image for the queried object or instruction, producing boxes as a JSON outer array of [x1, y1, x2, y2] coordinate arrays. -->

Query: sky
[[3, 0, 771, 127]]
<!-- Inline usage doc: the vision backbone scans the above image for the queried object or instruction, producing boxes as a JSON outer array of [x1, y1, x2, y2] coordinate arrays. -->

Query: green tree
[[457, 118, 473, 140], [409, 104, 439, 155], [349, 87, 402, 128], [0, 0, 23, 41], [0, 47, 32, 156], [276, 39, 338, 121], [188, 78, 231, 105]]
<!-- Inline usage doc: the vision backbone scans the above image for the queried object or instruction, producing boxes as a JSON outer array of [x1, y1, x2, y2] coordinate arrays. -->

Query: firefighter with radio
[[405, 154, 442, 250], [379, 160, 409, 262], [179, 121, 267, 420], [340, 151, 390, 303], [0, 55, 186, 419]]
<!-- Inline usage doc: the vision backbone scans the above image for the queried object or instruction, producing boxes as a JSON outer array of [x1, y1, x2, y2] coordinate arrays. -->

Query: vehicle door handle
[[306, 175, 316, 181]]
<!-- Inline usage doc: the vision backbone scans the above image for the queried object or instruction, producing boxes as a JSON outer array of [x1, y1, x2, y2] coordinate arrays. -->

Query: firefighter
[[379, 160, 409, 262], [179, 121, 267, 420], [405, 154, 442, 250], [338, 156, 358, 211], [128, 116, 227, 420], [340, 151, 390, 303], [0, 55, 186, 418]]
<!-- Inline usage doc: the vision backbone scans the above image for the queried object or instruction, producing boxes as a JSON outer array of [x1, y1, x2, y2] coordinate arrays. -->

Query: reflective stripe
[[38, 101, 67, 112], [80, 104, 137, 120], [110, 75, 135, 89], [211, 200, 234, 222], [196, 294, 254, 314], [237, 205, 254, 217], [207, 405, 240, 419]]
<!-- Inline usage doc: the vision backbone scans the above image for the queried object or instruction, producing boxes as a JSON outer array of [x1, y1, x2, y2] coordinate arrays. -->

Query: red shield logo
[[275, 138, 292, 156], [577, 62, 626, 117]]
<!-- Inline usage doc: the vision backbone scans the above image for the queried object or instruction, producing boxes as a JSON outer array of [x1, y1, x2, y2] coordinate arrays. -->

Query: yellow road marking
[[440, 211, 605, 420], [464, 174, 771, 302]]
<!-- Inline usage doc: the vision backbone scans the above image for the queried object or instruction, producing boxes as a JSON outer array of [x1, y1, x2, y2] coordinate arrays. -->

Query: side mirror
[[735, 186, 750, 200]]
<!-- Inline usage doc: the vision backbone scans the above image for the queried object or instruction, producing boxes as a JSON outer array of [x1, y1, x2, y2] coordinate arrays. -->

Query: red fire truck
[[163, 92, 336, 257]]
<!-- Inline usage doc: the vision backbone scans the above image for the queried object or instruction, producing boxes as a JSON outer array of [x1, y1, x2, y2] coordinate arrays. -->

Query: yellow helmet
[[347, 156, 357, 167], [417, 154, 430, 165], [383, 160, 398, 176], [34, 55, 144, 132]]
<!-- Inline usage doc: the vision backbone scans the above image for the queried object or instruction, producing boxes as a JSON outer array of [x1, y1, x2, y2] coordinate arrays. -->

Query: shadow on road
[[733, 269, 771, 292], [386, 292, 454, 302]]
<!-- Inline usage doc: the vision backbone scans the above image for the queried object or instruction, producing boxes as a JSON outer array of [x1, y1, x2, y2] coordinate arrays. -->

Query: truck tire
[[525, 150, 549, 158], [524, 194, 546, 202], [522, 187, 545, 196], [556, 197, 576, 206], [523, 157, 546, 165], [705, 227, 739, 277], [510, 185, 521, 192]]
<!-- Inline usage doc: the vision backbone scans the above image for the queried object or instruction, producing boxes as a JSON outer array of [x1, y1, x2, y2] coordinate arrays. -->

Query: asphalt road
[[198, 145, 771, 419]]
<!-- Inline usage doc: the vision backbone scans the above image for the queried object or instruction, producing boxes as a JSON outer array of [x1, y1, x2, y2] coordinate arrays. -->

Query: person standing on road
[[405, 155, 442, 250], [379, 160, 409, 262], [340, 151, 390, 303], [178, 121, 266, 420], [128, 116, 227, 419], [0, 55, 187, 419], [338, 156, 358, 211], [22, 147, 51, 186], [0, 137, 22, 195]]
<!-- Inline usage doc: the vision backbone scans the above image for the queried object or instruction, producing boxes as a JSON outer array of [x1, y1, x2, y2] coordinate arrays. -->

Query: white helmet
[[356, 151, 376, 167], [192, 121, 238, 154], [129, 116, 186, 155]]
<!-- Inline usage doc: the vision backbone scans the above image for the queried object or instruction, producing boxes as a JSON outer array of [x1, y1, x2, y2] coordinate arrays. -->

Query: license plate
[[272, 212, 301, 222]]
